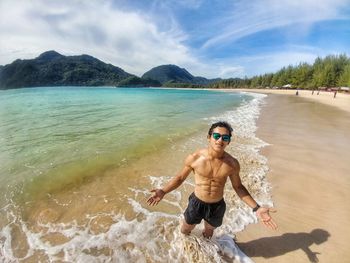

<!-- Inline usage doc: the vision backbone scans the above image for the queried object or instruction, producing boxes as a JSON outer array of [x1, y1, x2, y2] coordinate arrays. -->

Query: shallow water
[[0, 87, 271, 262]]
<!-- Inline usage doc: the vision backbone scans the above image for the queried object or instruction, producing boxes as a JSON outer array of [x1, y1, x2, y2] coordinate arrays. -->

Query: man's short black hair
[[208, 121, 233, 137]]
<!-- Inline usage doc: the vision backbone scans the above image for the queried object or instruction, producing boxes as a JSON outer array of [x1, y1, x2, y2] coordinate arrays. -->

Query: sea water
[[0, 87, 271, 262]]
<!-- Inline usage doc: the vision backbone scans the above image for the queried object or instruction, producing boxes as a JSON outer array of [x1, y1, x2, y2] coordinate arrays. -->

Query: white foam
[[215, 234, 253, 263], [213, 93, 273, 234]]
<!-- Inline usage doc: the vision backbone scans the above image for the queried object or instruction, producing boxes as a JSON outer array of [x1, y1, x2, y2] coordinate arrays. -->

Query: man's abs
[[194, 182, 224, 203]]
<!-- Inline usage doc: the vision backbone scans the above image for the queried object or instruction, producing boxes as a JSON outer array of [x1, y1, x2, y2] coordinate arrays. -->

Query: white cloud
[[0, 0, 197, 76], [228, 50, 320, 77], [201, 0, 349, 49], [217, 65, 245, 78], [192, 44, 326, 79]]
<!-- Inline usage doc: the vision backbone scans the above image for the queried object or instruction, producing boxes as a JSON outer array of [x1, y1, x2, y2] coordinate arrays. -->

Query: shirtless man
[[147, 121, 277, 238]]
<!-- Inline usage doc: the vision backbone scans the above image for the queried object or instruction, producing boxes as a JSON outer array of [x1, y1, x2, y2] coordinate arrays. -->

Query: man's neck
[[208, 147, 225, 159]]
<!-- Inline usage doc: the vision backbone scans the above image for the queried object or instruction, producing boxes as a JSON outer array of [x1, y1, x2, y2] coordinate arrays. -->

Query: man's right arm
[[161, 163, 193, 194], [147, 153, 196, 206]]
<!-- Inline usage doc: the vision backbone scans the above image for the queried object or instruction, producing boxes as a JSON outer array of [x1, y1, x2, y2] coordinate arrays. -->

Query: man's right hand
[[147, 189, 165, 206]]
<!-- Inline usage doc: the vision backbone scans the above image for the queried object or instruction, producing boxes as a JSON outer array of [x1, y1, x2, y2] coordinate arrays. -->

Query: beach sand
[[236, 88, 350, 114], [235, 91, 350, 262]]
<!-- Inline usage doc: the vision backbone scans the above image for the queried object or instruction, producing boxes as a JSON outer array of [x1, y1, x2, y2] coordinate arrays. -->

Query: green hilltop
[[0, 51, 136, 89]]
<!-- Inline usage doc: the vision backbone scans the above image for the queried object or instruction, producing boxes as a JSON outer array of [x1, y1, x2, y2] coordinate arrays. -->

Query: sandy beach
[[237, 88, 350, 114], [235, 90, 350, 262]]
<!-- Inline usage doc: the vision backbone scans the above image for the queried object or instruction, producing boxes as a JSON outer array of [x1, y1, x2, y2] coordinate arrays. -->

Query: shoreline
[[157, 87, 350, 114], [235, 93, 350, 262], [232, 88, 350, 114]]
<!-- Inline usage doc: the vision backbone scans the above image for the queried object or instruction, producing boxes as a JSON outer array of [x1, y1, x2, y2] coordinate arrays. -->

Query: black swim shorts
[[184, 193, 226, 227]]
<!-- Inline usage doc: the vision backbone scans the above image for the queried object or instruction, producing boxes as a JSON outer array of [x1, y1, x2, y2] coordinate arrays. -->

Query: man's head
[[208, 121, 233, 138], [207, 121, 233, 152]]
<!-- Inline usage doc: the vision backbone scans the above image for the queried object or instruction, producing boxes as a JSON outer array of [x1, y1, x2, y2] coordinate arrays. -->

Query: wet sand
[[236, 93, 350, 262]]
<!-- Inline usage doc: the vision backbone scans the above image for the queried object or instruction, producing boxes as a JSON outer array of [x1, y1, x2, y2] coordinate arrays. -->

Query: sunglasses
[[212, 133, 231, 142]]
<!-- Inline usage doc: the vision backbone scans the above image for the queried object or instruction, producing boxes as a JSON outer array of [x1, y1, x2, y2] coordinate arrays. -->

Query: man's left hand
[[256, 207, 278, 230]]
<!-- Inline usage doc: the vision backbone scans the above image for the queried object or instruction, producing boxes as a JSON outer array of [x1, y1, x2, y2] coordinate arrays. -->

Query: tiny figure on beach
[[147, 121, 277, 238], [334, 90, 337, 98], [312, 90, 315, 95], [296, 90, 299, 96]]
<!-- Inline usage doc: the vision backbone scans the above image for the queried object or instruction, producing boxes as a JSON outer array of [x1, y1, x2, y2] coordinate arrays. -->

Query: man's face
[[208, 127, 231, 152]]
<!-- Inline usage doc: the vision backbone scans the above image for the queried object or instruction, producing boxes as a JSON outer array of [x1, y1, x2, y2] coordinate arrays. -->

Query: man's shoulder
[[190, 148, 206, 159], [185, 149, 206, 164], [223, 152, 239, 168]]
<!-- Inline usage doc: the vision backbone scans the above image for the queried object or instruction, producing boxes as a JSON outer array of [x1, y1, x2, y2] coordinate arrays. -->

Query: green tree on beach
[[338, 64, 350, 87], [210, 54, 350, 89], [292, 63, 313, 89], [311, 55, 348, 88]]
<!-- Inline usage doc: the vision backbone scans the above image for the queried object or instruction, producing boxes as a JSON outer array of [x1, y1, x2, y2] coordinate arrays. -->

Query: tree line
[[210, 54, 350, 89]]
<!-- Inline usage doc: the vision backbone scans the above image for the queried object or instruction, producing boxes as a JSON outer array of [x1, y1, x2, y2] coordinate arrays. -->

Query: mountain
[[142, 65, 193, 84], [142, 64, 218, 85], [0, 52, 220, 89], [0, 51, 134, 89]]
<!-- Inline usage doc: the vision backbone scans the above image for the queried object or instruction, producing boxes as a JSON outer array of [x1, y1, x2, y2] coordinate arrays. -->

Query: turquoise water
[[0, 87, 251, 204], [0, 87, 273, 262]]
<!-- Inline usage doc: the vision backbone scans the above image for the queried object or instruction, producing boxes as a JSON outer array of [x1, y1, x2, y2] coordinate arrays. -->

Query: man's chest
[[193, 159, 231, 180]]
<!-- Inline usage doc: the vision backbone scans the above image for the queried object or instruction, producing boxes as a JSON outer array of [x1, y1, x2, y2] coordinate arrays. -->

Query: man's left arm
[[229, 161, 278, 230]]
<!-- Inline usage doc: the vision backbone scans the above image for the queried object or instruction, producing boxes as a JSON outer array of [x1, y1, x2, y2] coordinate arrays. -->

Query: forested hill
[[142, 64, 220, 86], [0, 51, 134, 89]]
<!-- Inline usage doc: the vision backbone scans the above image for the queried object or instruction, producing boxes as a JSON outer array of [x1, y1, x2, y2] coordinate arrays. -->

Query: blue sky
[[0, 0, 349, 78]]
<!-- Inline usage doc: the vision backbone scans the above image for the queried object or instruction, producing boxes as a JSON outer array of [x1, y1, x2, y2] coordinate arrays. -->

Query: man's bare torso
[[189, 149, 238, 203]]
